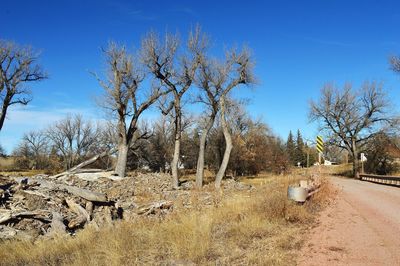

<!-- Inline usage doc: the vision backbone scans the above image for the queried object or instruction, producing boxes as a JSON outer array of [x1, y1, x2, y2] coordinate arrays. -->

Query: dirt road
[[298, 176, 400, 266]]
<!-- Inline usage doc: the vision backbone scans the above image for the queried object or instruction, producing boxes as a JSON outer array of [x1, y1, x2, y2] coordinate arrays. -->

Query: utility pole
[[304, 138, 314, 168], [304, 138, 313, 176]]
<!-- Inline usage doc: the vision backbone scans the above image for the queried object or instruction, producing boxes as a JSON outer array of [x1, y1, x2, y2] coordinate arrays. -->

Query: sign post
[[316, 136, 324, 164], [316, 136, 324, 175], [360, 153, 367, 173]]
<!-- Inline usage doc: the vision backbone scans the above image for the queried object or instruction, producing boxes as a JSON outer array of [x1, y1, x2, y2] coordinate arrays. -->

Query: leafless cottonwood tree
[[194, 59, 221, 187], [94, 43, 170, 177], [199, 48, 255, 188], [141, 27, 207, 188], [0, 40, 47, 131], [13, 130, 50, 169], [309, 82, 392, 177], [47, 115, 100, 170]]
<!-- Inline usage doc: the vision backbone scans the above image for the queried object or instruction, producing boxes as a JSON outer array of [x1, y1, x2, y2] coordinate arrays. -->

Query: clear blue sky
[[1, 0, 400, 153]]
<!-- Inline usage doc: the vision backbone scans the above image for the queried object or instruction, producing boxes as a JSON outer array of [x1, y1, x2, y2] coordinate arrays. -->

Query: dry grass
[[0, 175, 334, 266], [323, 164, 353, 177], [0, 157, 14, 169], [0, 169, 48, 177]]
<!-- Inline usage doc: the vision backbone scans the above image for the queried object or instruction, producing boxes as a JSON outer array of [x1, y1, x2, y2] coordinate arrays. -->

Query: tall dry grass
[[0, 175, 334, 266]]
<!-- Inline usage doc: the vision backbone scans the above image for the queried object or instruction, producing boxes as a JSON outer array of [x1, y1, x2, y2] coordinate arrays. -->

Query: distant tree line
[[11, 107, 289, 176], [285, 129, 318, 167], [12, 115, 113, 171]]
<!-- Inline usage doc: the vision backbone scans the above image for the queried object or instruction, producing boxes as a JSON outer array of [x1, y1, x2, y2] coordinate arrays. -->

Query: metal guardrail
[[359, 173, 400, 186]]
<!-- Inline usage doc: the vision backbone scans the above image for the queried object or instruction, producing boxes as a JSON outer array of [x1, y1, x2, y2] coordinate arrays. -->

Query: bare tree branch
[[0, 40, 47, 131]]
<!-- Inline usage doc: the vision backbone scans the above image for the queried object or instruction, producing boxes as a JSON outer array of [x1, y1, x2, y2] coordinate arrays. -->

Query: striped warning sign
[[316, 136, 324, 153]]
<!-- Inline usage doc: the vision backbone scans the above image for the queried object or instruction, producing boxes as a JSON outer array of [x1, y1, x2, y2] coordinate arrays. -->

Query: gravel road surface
[[298, 176, 400, 266]]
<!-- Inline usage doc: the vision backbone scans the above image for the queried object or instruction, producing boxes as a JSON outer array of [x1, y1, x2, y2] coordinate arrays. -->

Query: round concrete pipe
[[288, 186, 308, 202]]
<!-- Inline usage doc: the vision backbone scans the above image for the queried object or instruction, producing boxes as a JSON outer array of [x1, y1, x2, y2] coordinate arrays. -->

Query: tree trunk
[[171, 137, 180, 189], [171, 101, 182, 189], [115, 143, 128, 177], [195, 114, 216, 188], [215, 96, 233, 188], [0, 96, 10, 132]]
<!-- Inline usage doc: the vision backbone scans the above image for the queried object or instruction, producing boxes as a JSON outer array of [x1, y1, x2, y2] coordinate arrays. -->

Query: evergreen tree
[[295, 129, 306, 167], [286, 131, 296, 165]]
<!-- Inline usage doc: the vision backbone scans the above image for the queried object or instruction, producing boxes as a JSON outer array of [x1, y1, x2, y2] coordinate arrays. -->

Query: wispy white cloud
[[106, 1, 158, 21]]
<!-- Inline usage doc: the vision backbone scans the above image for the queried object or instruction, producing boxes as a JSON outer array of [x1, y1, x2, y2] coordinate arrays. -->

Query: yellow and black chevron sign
[[316, 135, 324, 153]]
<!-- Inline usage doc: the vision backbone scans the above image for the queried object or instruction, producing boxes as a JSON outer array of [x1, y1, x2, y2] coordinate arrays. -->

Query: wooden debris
[[0, 226, 34, 241], [48, 212, 66, 236], [0, 209, 51, 224], [0, 170, 250, 241], [62, 184, 107, 202], [137, 201, 173, 215], [65, 198, 90, 229], [86, 201, 94, 219], [32, 179, 108, 202], [51, 149, 117, 179], [0, 174, 113, 240]]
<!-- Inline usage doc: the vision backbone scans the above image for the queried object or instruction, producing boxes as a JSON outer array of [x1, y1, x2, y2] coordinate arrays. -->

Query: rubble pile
[[0, 171, 253, 241]]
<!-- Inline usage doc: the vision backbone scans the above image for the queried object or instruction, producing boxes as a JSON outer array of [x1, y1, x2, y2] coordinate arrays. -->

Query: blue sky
[[1, 0, 400, 153]]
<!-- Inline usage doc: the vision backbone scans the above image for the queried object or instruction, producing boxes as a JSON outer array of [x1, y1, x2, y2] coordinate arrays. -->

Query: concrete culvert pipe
[[288, 186, 308, 202]]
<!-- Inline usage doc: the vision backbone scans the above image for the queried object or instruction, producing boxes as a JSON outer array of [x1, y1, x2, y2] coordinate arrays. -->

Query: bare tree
[[94, 42, 170, 177], [194, 59, 221, 187], [194, 49, 255, 188], [12, 130, 50, 169], [12, 141, 31, 169], [0, 40, 47, 131], [141, 27, 207, 188], [22, 130, 50, 169], [47, 115, 100, 170], [207, 48, 255, 188], [389, 55, 400, 73], [309, 82, 392, 177]]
